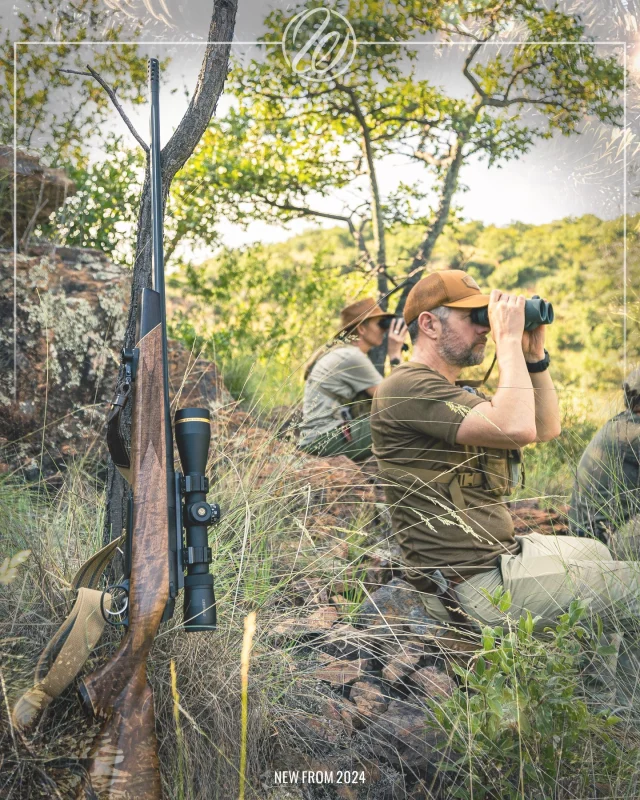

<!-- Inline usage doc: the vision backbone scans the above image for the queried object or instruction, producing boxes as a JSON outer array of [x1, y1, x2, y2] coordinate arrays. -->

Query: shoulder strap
[[11, 534, 125, 733]]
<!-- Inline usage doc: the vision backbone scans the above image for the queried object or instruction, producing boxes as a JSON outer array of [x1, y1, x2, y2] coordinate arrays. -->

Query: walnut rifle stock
[[77, 59, 218, 799]]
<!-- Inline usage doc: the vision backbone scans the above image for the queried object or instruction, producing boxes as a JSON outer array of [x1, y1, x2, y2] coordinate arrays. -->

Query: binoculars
[[471, 295, 554, 331]]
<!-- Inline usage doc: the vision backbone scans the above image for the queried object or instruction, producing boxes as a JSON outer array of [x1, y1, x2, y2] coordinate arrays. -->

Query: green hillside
[[168, 214, 640, 399]]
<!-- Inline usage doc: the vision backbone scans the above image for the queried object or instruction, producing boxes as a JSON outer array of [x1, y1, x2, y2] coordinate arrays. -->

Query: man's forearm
[[529, 368, 561, 441]]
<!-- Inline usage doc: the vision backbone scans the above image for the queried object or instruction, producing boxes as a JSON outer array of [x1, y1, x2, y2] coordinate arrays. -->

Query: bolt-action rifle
[[12, 59, 219, 800]]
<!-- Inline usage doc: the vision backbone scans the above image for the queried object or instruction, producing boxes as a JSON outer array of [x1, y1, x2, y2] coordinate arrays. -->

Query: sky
[[7, 0, 640, 250]]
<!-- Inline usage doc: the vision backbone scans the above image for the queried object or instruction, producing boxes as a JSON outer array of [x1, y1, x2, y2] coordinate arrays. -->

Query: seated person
[[569, 369, 640, 551], [371, 269, 640, 694], [299, 297, 407, 461]]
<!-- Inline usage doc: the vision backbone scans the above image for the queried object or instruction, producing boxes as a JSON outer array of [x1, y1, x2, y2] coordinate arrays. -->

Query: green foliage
[[45, 133, 144, 263], [167, 228, 366, 370], [1, 0, 147, 166], [169, 214, 638, 402], [180, 0, 624, 307], [433, 593, 640, 799]]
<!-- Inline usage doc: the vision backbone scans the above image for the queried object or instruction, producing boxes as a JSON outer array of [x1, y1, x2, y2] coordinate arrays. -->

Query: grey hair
[[408, 305, 450, 343]]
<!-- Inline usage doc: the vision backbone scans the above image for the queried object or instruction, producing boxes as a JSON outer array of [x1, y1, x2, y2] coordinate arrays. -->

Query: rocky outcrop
[[0, 245, 230, 478], [0, 148, 76, 246], [272, 574, 467, 790]]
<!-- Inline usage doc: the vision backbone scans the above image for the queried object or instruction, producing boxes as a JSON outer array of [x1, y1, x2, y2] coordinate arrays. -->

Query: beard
[[438, 324, 486, 367]]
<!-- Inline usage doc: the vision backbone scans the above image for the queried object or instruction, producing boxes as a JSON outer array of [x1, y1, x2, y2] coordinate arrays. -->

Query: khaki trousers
[[421, 533, 640, 705]]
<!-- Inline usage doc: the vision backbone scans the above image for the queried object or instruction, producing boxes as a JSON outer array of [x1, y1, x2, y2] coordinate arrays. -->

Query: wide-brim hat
[[404, 270, 490, 324], [338, 297, 393, 335]]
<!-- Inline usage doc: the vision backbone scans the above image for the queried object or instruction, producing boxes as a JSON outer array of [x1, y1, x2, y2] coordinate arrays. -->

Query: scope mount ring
[[101, 582, 129, 627]]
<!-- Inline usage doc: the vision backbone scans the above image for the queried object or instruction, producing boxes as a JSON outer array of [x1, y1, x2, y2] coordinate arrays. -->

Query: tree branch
[[161, 0, 238, 182], [59, 67, 149, 152]]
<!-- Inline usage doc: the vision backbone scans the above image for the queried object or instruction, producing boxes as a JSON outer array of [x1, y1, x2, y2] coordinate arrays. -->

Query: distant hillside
[[168, 214, 640, 395]]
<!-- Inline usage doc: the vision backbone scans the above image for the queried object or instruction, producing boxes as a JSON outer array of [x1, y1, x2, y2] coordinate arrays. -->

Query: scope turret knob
[[188, 501, 212, 524], [209, 503, 221, 523]]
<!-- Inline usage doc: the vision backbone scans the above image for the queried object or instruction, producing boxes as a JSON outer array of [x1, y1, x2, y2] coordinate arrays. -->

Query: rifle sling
[[11, 535, 125, 734], [107, 380, 132, 469]]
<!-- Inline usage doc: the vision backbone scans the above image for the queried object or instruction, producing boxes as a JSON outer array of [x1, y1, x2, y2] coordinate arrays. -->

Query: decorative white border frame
[[12, 38, 628, 401]]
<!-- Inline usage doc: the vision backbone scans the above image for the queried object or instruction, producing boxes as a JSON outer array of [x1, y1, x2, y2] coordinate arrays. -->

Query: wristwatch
[[526, 349, 550, 373], [389, 357, 401, 367]]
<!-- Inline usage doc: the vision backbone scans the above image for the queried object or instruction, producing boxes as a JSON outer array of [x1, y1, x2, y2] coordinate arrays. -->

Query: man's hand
[[522, 324, 545, 362], [487, 290, 526, 350], [387, 318, 408, 360]]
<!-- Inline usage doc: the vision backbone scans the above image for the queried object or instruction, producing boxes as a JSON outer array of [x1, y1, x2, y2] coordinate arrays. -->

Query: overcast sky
[[7, 0, 640, 249]]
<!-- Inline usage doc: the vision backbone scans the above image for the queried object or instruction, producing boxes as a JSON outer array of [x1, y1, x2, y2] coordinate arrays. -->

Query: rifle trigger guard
[[101, 582, 130, 627]]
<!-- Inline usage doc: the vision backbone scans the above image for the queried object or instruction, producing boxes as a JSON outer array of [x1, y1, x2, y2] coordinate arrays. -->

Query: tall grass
[[3, 382, 640, 799]]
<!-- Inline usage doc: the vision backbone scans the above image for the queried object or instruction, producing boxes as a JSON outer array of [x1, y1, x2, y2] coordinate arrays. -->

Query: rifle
[[12, 59, 219, 799]]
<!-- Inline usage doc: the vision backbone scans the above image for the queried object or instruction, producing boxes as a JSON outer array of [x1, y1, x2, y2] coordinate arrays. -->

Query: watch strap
[[526, 349, 550, 373]]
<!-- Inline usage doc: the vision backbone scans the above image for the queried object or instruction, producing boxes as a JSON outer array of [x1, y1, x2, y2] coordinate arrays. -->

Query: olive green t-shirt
[[370, 362, 519, 578]]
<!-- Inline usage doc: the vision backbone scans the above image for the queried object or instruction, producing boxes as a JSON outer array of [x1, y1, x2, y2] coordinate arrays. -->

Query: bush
[[432, 591, 640, 799]]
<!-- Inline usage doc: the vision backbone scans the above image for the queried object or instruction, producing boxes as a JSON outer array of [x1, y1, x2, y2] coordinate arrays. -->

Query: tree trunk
[[394, 138, 466, 316], [103, 0, 238, 544]]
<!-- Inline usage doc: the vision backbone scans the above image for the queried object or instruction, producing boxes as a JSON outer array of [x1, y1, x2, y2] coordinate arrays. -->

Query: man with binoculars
[[371, 269, 640, 702], [299, 297, 408, 461]]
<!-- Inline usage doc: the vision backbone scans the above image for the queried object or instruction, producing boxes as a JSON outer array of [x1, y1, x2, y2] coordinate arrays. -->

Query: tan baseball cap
[[338, 297, 392, 334], [403, 270, 490, 324]]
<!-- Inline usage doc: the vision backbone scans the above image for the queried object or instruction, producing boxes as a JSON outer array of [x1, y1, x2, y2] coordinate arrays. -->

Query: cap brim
[[444, 294, 491, 309]]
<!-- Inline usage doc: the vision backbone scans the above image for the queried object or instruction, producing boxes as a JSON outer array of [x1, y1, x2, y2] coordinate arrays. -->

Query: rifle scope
[[470, 295, 554, 331], [175, 407, 218, 631]]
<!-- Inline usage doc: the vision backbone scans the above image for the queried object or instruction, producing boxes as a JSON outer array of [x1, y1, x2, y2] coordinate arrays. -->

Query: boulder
[[382, 650, 422, 682], [357, 578, 439, 637], [0, 245, 230, 478]]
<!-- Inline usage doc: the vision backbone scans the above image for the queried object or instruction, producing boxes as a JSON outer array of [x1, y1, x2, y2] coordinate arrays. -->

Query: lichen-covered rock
[[357, 578, 438, 635], [0, 245, 229, 477]]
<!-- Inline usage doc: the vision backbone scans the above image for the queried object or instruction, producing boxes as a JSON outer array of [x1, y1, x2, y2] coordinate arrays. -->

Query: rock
[[382, 651, 422, 682], [321, 698, 355, 736], [368, 699, 441, 769], [0, 246, 230, 478], [289, 712, 342, 745], [313, 658, 371, 687], [409, 667, 456, 700], [317, 623, 376, 661], [357, 578, 439, 639], [289, 577, 331, 606], [349, 680, 389, 717], [510, 499, 569, 536], [0, 148, 76, 245], [273, 606, 338, 636]]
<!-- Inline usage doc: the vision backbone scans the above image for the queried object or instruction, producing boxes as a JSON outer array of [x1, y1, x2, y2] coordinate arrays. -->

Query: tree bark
[[104, 0, 238, 544], [394, 137, 466, 317]]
